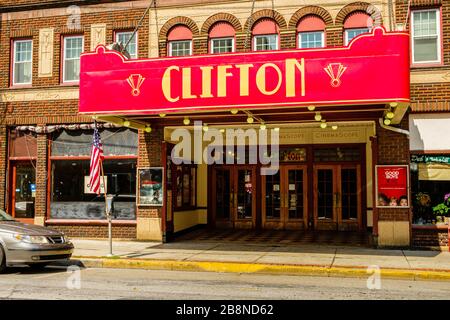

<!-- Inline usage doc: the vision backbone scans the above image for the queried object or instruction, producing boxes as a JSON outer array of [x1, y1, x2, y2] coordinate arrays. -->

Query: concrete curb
[[67, 256, 450, 281]]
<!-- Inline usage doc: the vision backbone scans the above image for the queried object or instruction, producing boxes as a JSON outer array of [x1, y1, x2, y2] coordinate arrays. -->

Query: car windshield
[[0, 210, 15, 221]]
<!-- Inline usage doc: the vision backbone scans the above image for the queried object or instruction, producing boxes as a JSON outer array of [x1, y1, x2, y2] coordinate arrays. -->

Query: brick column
[[34, 132, 48, 226], [0, 124, 7, 211], [235, 33, 247, 52], [325, 26, 344, 47], [193, 35, 208, 55], [375, 116, 411, 247], [280, 29, 297, 49], [136, 127, 164, 240]]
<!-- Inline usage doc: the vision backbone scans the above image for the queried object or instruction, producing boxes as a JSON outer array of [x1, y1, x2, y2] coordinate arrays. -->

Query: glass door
[[285, 166, 307, 228], [313, 164, 362, 231], [262, 170, 282, 228], [313, 165, 338, 230], [10, 162, 36, 223], [262, 165, 307, 229], [212, 167, 233, 228], [234, 166, 256, 228], [338, 165, 361, 231]]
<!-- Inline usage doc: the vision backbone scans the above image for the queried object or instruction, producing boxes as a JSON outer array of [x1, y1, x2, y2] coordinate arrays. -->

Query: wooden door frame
[[313, 165, 339, 229], [283, 164, 308, 229], [261, 167, 282, 229], [210, 165, 233, 228], [233, 165, 257, 228], [9, 160, 36, 224], [338, 164, 362, 230]]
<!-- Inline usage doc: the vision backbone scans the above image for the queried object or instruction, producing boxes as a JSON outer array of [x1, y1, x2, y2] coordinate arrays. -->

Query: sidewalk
[[68, 239, 450, 280]]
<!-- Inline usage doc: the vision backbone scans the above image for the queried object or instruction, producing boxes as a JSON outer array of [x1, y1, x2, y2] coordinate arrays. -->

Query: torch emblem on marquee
[[324, 63, 347, 88], [126, 74, 146, 97]]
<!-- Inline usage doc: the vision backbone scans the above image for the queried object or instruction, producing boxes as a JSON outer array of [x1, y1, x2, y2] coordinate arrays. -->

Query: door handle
[[234, 193, 238, 208]]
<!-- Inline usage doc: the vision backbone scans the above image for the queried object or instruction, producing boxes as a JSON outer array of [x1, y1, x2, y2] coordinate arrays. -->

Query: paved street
[[0, 265, 449, 300]]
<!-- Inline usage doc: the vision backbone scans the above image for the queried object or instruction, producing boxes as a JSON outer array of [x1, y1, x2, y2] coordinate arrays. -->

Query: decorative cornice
[[0, 87, 79, 102]]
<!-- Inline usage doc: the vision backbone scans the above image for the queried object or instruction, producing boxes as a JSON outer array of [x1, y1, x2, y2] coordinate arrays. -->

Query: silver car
[[0, 210, 74, 272]]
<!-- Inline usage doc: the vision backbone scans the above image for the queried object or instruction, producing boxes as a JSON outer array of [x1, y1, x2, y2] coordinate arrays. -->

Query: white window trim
[[12, 39, 33, 86], [168, 40, 193, 57], [253, 34, 279, 51], [344, 27, 370, 46], [209, 37, 235, 54], [115, 31, 138, 59], [411, 8, 442, 65], [62, 35, 84, 84], [297, 31, 324, 49]]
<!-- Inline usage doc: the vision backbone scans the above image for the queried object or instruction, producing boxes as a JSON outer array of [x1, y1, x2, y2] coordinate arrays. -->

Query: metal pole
[[122, 0, 155, 54], [100, 161, 113, 257]]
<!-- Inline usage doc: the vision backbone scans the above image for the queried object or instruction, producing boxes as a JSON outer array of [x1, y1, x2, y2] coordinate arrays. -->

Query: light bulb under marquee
[[260, 124, 267, 130], [314, 113, 322, 121], [384, 118, 391, 125], [203, 124, 209, 132], [183, 117, 190, 125], [231, 109, 239, 115], [307, 105, 316, 111], [159, 113, 166, 118], [247, 117, 254, 124], [145, 126, 152, 133], [390, 102, 398, 108], [332, 125, 338, 130], [320, 121, 327, 129], [386, 111, 395, 119], [123, 120, 130, 127]]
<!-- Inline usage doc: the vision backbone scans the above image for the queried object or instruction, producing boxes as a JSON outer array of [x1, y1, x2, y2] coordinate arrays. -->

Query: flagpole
[[100, 160, 113, 257]]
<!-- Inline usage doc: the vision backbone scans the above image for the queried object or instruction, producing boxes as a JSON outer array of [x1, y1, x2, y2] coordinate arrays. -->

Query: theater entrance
[[209, 145, 365, 232]]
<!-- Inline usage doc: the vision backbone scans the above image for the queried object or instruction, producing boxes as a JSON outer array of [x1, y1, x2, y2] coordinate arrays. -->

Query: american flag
[[89, 122, 104, 194]]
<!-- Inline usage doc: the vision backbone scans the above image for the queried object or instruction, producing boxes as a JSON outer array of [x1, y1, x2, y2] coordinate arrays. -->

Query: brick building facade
[[0, 0, 448, 247]]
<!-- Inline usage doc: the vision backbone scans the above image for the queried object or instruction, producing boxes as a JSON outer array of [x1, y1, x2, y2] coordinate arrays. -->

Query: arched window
[[252, 18, 279, 51], [344, 12, 373, 45], [209, 22, 236, 54], [168, 25, 193, 56], [297, 15, 326, 48]]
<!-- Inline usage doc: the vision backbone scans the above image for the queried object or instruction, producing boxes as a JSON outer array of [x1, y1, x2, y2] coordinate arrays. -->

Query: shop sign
[[138, 167, 164, 206], [79, 27, 410, 115], [280, 148, 306, 162], [375, 165, 409, 208], [411, 154, 450, 164], [84, 176, 107, 194]]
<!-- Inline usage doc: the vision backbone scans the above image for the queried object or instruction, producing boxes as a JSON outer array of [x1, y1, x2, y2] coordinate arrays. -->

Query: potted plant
[[432, 193, 450, 225], [415, 192, 432, 224]]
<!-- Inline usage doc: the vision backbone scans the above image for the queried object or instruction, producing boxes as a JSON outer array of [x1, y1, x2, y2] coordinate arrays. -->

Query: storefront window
[[411, 154, 450, 225], [173, 164, 197, 210], [50, 128, 137, 220]]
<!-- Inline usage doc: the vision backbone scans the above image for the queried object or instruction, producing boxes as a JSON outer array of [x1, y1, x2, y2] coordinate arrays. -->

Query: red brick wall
[[137, 128, 163, 220], [376, 116, 411, 222], [412, 229, 448, 247], [48, 224, 137, 240]]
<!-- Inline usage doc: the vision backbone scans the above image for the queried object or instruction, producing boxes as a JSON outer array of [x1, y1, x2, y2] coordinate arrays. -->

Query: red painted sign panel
[[79, 27, 410, 115], [376, 165, 410, 208]]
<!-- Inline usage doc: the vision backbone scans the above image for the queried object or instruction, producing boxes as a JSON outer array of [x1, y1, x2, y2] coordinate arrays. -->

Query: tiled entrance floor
[[174, 228, 371, 247]]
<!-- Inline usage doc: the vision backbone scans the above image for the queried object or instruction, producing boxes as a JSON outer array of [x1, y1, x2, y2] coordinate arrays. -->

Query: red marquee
[[79, 27, 410, 115]]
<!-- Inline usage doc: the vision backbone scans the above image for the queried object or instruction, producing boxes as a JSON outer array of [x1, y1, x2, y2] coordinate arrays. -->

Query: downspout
[[378, 118, 410, 136]]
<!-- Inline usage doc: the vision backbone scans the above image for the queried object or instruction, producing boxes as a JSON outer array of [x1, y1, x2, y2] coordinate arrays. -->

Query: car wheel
[[0, 245, 6, 274], [28, 263, 49, 270]]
